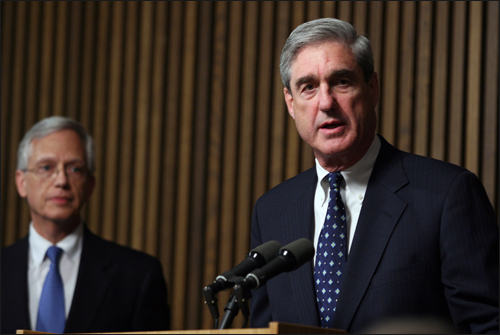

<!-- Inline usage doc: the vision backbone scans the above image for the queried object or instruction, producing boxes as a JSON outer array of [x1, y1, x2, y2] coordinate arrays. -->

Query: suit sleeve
[[440, 170, 499, 333], [132, 258, 171, 330], [249, 199, 273, 328]]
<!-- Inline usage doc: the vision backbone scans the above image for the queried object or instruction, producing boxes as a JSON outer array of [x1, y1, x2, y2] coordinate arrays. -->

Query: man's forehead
[[30, 129, 83, 147], [294, 40, 352, 60], [29, 130, 86, 161], [289, 41, 360, 88]]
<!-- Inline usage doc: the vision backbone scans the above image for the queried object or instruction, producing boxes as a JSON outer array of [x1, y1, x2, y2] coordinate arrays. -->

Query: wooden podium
[[16, 322, 347, 334]]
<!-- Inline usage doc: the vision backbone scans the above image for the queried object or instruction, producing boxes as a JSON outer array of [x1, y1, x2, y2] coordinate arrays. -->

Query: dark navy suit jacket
[[1, 226, 171, 334], [250, 136, 499, 333]]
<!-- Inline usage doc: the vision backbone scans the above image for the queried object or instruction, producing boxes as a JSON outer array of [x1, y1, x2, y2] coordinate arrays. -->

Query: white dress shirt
[[313, 136, 381, 264], [28, 222, 83, 329]]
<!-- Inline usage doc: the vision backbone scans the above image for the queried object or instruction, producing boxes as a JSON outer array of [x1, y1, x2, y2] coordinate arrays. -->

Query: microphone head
[[248, 240, 282, 263], [278, 238, 314, 271]]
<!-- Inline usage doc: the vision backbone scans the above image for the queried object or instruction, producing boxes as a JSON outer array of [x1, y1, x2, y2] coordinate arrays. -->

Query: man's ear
[[284, 87, 295, 119], [15, 170, 28, 198]]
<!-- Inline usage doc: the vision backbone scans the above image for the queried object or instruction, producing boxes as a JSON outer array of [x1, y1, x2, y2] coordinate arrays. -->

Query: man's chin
[[43, 212, 81, 226], [315, 143, 351, 158]]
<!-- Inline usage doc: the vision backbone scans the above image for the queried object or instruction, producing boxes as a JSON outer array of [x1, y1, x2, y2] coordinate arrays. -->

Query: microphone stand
[[218, 293, 240, 329]]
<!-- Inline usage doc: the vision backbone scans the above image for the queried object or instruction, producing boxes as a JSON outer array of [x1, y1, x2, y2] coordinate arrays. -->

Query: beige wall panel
[[38, 1, 55, 120], [131, 1, 155, 250], [101, 1, 125, 242], [367, 1, 384, 134], [4, 1, 27, 244], [269, 1, 290, 189], [307, 1, 322, 21], [87, 1, 110, 236], [234, 0, 259, 283], [171, 2, 198, 329], [285, 2, 306, 179], [146, 0, 169, 258], [252, 2, 275, 203], [52, 1, 69, 117], [465, 1, 483, 175], [447, 2, 467, 167], [414, 1, 433, 157], [115, 1, 138, 246], [397, 1, 416, 153], [482, 1, 499, 206], [189, 1, 214, 327], [159, 0, 183, 296], [353, 2, 367, 34], [65, 2, 84, 121], [430, 1, 450, 161], [380, 2, 400, 144]]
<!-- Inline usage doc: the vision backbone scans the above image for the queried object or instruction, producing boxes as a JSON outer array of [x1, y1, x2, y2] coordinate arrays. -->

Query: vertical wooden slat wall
[[1, 1, 498, 330]]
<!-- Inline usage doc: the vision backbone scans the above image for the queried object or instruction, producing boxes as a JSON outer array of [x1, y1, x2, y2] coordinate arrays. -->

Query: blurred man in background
[[2, 116, 171, 333]]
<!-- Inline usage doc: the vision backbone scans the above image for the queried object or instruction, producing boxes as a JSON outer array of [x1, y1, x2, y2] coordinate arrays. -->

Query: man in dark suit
[[249, 18, 498, 333], [1, 116, 170, 334]]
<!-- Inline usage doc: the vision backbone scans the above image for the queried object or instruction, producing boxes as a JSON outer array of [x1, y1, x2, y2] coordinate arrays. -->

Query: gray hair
[[280, 18, 374, 92], [17, 116, 96, 174]]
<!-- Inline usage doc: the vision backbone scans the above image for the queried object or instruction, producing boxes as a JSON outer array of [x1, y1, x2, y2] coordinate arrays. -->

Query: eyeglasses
[[23, 164, 88, 181]]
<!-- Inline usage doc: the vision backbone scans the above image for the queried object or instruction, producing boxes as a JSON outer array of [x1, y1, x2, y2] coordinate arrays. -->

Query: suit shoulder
[[255, 167, 316, 204], [398, 150, 475, 183], [83, 230, 161, 268], [379, 138, 473, 182], [400, 150, 466, 172], [1, 236, 28, 261]]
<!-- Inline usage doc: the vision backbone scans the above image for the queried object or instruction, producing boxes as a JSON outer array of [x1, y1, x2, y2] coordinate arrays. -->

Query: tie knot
[[327, 172, 343, 190], [46, 246, 63, 264]]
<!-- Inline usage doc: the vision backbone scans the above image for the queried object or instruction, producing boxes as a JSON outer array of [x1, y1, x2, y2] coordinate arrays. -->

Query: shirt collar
[[315, 135, 381, 196], [29, 221, 84, 267], [341, 135, 381, 198]]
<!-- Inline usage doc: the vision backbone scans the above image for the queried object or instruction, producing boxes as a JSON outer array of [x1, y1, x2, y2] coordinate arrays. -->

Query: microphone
[[237, 238, 314, 290], [205, 240, 282, 293]]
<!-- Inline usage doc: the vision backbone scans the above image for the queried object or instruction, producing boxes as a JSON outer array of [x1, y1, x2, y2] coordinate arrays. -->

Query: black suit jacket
[[250, 136, 499, 333], [1, 226, 170, 334]]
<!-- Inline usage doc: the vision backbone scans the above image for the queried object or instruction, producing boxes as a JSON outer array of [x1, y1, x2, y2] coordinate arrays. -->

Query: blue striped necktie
[[314, 172, 347, 328], [36, 245, 66, 333]]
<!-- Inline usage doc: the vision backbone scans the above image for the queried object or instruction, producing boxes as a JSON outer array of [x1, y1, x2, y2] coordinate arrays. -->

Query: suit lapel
[[64, 227, 114, 332], [332, 137, 409, 331], [280, 168, 322, 327]]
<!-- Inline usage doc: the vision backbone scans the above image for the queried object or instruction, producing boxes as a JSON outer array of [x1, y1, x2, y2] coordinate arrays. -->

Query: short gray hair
[[280, 18, 374, 92], [17, 116, 96, 174]]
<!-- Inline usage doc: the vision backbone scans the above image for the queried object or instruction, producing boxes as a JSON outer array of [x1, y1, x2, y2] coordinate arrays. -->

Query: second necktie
[[36, 245, 66, 333]]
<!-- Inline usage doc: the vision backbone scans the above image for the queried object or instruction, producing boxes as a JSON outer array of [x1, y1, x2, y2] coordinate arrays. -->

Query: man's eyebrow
[[293, 68, 358, 90], [294, 75, 318, 91]]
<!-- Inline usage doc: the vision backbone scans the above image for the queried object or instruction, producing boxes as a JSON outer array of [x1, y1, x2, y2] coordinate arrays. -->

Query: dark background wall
[[1, 1, 498, 330]]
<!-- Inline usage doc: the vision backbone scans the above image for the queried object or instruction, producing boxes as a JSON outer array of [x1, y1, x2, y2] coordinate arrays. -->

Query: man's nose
[[53, 167, 70, 185], [318, 86, 337, 112]]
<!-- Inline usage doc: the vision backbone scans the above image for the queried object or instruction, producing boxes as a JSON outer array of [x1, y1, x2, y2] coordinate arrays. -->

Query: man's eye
[[338, 79, 350, 86], [68, 166, 84, 174], [39, 165, 54, 172], [304, 84, 315, 91]]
